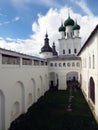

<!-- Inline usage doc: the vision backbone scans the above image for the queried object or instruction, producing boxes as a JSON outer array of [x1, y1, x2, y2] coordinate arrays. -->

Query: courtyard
[[9, 88, 98, 130]]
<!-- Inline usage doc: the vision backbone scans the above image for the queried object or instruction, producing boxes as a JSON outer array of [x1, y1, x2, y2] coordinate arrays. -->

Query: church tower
[[52, 42, 58, 56], [58, 15, 81, 56], [40, 33, 53, 58]]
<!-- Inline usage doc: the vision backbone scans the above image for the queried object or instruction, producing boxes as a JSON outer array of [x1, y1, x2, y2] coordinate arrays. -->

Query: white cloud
[[37, 0, 62, 8], [0, 6, 98, 57], [12, 17, 20, 22], [0, 21, 10, 26], [0, 16, 20, 26]]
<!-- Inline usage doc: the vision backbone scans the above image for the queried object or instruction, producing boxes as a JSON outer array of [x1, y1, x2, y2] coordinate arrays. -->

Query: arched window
[[63, 63, 66, 67], [55, 63, 57, 67], [92, 55, 95, 69], [69, 49, 71, 54], [89, 77, 95, 104], [89, 56, 91, 68], [59, 63, 61, 67], [74, 49, 77, 54], [67, 33, 69, 38], [76, 62, 80, 67], [63, 49, 65, 54], [72, 62, 75, 67], [71, 32, 73, 37], [50, 63, 53, 67], [67, 62, 71, 67]]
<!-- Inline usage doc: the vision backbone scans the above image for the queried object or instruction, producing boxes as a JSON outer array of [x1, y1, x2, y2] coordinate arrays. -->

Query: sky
[[0, 0, 98, 56]]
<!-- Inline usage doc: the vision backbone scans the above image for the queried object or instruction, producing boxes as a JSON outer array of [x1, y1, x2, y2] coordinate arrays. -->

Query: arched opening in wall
[[49, 72, 59, 90], [66, 71, 80, 89], [11, 101, 20, 121], [45, 74, 48, 92], [28, 78, 36, 107], [40, 76, 43, 96], [80, 74, 82, 87], [27, 93, 32, 106], [15, 82, 25, 113], [37, 88, 40, 100], [89, 77, 95, 104], [32, 79, 36, 103], [0, 90, 5, 130]]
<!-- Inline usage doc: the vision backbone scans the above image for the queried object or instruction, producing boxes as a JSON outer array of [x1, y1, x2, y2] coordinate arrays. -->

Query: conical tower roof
[[41, 33, 53, 53]]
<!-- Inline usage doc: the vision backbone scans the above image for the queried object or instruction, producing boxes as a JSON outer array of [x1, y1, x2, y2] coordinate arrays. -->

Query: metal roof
[[78, 24, 98, 56], [48, 54, 81, 61], [0, 47, 46, 61]]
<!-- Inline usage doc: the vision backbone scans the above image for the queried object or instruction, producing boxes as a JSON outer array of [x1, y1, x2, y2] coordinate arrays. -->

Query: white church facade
[[0, 14, 98, 130]]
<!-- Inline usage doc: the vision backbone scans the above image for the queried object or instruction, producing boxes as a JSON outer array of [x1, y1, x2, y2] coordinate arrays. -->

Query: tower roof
[[64, 16, 74, 27], [41, 33, 53, 53]]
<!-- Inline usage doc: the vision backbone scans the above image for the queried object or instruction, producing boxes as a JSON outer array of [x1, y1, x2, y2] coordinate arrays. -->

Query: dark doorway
[[50, 81, 53, 87], [89, 77, 95, 104]]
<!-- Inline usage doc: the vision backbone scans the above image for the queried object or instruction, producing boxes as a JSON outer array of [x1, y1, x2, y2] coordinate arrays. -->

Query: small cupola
[[64, 16, 74, 27], [58, 24, 65, 32], [72, 20, 80, 37], [58, 20, 65, 38], [72, 21, 80, 30], [52, 42, 58, 56]]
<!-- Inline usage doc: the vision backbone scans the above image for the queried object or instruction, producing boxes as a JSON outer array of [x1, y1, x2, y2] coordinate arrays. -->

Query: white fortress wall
[[0, 51, 49, 130]]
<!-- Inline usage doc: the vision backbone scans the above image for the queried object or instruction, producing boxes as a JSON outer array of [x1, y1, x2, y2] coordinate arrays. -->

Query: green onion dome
[[72, 23, 80, 30], [58, 24, 65, 32], [64, 16, 74, 26]]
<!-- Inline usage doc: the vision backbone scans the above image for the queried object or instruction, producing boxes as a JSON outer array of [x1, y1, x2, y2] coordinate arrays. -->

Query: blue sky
[[0, 0, 98, 56]]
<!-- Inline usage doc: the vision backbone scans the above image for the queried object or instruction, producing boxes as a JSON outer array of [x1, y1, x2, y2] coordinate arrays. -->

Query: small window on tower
[[72, 62, 75, 67], [59, 63, 61, 67], [55, 63, 57, 67], [71, 32, 73, 37], [76, 62, 80, 67], [74, 49, 77, 54], [63, 49, 65, 54], [67, 33, 69, 38], [67, 62, 71, 67], [63, 63, 66, 67], [92, 54, 95, 69], [69, 49, 71, 54], [50, 63, 53, 67]]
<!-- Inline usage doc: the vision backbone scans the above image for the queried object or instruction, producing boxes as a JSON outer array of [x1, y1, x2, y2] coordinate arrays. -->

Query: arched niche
[[39, 76, 43, 96], [11, 101, 20, 121], [0, 90, 5, 130], [15, 81, 25, 113]]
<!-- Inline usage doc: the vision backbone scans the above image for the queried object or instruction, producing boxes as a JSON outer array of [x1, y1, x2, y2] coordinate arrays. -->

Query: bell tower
[[58, 13, 81, 56]]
